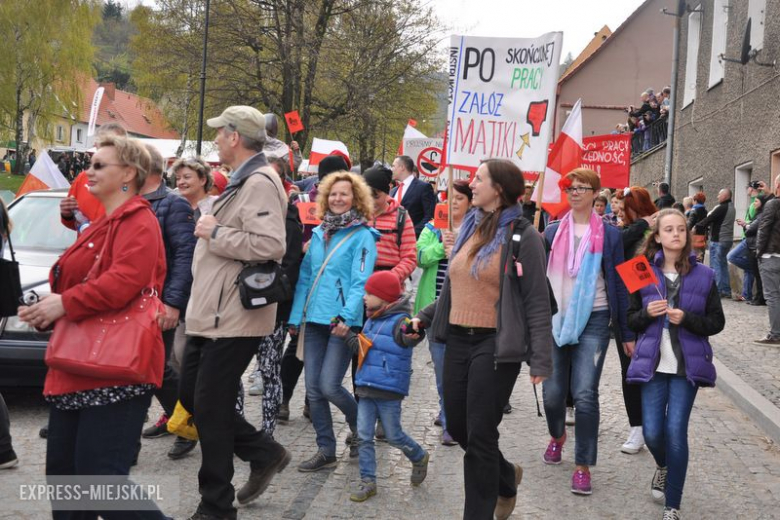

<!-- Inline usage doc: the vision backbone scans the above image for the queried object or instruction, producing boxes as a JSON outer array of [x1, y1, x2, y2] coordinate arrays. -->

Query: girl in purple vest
[[626, 209, 725, 520]]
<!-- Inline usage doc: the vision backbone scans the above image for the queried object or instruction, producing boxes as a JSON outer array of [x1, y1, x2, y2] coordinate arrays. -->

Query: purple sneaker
[[571, 469, 592, 495], [542, 434, 566, 465]]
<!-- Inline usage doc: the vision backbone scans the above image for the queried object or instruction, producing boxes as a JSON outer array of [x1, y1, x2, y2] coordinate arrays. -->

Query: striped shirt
[[371, 198, 417, 281]]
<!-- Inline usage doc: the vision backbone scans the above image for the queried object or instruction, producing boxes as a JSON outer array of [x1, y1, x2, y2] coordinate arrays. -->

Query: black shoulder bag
[[0, 226, 23, 318]]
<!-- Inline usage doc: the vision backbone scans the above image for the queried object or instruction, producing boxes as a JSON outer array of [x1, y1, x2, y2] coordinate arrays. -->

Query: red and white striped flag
[[308, 138, 350, 167], [15, 151, 70, 198], [534, 98, 583, 218]]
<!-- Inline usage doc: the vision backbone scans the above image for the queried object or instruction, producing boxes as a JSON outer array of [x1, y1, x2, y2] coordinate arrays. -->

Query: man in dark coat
[[390, 155, 436, 237]]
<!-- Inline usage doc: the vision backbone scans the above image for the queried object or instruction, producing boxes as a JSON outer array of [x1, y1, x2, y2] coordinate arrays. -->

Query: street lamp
[[195, 0, 211, 156]]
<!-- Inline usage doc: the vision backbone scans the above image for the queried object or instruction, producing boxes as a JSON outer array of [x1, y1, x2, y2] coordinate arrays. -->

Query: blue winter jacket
[[355, 301, 414, 396], [288, 224, 379, 328], [544, 220, 635, 343], [143, 182, 196, 312]]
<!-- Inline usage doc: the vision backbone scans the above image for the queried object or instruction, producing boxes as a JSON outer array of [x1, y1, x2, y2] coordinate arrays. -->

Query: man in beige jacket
[[180, 105, 291, 520]]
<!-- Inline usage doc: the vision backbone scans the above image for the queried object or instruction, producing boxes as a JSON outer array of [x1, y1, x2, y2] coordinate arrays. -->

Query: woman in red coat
[[18, 135, 169, 519]]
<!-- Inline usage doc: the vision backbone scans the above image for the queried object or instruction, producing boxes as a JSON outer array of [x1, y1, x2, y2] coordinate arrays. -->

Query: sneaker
[[621, 426, 645, 454], [248, 380, 263, 396], [277, 401, 290, 422], [663, 507, 681, 520], [0, 449, 18, 469], [571, 469, 592, 495], [298, 450, 337, 472], [651, 466, 667, 503], [410, 451, 429, 486], [248, 371, 256, 382], [142, 414, 171, 439], [747, 299, 766, 306], [236, 447, 292, 504], [441, 430, 457, 446], [349, 479, 377, 502], [754, 336, 780, 346], [375, 421, 387, 443], [543, 433, 566, 465], [494, 463, 523, 520], [168, 437, 198, 460], [302, 403, 311, 421], [433, 413, 442, 427], [565, 407, 576, 426], [347, 432, 359, 458], [503, 403, 512, 414], [39, 426, 48, 439]]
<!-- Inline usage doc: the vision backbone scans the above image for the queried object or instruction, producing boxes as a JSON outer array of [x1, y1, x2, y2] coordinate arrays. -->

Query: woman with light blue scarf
[[541, 168, 634, 496]]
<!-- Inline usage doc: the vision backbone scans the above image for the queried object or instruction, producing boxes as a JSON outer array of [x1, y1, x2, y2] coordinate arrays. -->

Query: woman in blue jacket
[[627, 209, 725, 520], [288, 171, 378, 472]]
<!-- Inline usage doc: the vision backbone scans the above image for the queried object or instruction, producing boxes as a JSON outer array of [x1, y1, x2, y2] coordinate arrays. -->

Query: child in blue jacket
[[340, 271, 429, 502]]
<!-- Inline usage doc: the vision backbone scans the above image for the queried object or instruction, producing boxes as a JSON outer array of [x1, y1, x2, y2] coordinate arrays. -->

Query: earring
[[122, 184, 129, 192]]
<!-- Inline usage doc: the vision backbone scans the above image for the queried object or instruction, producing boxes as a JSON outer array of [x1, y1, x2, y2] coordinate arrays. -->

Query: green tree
[[93, 0, 137, 91], [0, 0, 99, 174]]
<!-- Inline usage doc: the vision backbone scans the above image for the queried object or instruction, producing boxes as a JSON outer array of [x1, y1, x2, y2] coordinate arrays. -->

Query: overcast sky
[[428, 0, 647, 58]]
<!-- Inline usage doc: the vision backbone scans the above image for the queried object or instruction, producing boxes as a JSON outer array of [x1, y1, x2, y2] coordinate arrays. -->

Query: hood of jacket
[[368, 294, 412, 320]]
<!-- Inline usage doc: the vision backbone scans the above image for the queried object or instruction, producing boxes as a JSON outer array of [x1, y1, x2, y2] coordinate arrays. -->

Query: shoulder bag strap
[[4, 227, 15, 263], [300, 227, 361, 321]]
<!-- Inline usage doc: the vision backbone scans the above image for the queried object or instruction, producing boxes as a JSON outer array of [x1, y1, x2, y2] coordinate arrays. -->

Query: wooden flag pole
[[533, 169, 546, 229], [447, 165, 454, 231]]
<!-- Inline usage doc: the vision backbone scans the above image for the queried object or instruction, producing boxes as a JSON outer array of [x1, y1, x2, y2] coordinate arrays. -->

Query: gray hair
[[144, 144, 164, 176]]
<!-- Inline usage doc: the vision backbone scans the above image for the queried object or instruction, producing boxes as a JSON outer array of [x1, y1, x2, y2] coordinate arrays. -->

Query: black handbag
[[0, 231, 23, 318], [236, 262, 292, 309]]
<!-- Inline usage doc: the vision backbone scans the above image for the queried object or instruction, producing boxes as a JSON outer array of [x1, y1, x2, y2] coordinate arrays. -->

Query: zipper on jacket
[[214, 285, 224, 329], [360, 248, 368, 272], [336, 279, 346, 306]]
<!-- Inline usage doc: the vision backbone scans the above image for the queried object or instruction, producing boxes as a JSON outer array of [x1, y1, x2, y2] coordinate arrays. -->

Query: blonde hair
[[94, 135, 151, 191], [316, 171, 374, 220]]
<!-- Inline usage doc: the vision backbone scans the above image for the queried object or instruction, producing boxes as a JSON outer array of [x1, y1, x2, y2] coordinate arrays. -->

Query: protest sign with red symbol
[[284, 111, 304, 134]]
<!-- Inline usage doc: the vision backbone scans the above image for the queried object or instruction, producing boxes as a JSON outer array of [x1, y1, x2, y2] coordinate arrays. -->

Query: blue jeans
[[727, 239, 754, 299], [429, 340, 447, 430], [709, 241, 733, 296], [303, 323, 358, 457], [46, 393, 170, 520], [543, 310, 611, 466], [357, 397, 426, 482], [641, 373, 698, 510]]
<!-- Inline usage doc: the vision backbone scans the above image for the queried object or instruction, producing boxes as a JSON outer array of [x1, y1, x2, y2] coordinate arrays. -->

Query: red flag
[[433, 203, 449, 229], [284, 111, 304, 134], [616, 256, 659, 294], [297, 202, 321, 225], [408, 118, 417, 127]]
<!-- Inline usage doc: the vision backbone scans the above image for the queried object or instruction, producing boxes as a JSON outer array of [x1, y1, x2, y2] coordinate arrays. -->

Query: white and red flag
[[308, 138, 350, 168], [398, 119, 426, 155], [15, 151, 70, 198], [534, 98, 583, 219]]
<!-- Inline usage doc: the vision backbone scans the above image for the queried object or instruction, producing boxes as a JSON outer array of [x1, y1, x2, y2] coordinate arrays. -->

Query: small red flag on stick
[[284, 111, 304, 134], [616, 255, 661, 295]]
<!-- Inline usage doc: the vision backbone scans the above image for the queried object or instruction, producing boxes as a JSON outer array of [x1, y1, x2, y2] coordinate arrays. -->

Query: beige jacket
[[186, 162, 287, 338]]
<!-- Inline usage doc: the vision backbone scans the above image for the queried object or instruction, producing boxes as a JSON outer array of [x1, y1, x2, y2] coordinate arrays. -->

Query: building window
[[683, 5, 702, 107], [56, 125, 64, 142], [688, 176, 704, 197], [749, 0, 766, 52], [709, 0, 728, 88], [76, 128, 83, 143]]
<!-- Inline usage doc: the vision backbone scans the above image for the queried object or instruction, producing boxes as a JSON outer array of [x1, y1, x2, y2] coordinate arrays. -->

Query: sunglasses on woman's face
[[90, 161, 125, 171]]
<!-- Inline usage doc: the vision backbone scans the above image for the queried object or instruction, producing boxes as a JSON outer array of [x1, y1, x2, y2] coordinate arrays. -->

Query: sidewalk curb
[[714, 357, 780, 445]]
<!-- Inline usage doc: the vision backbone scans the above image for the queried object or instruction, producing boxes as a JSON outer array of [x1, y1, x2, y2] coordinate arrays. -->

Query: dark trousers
[[280, 332, 304, 403], [444, 328, 522, 520], [748, 248, 765, 303], [179, 335, 286, 519], [0, 391, 11, 454], [46, 393, 168, 520], [617, 339, 643, 427], [152, 327, 179, 417]]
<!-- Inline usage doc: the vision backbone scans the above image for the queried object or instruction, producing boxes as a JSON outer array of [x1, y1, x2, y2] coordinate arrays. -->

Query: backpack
[[510, 217, 558, 316], [378, 206, 407, 247]]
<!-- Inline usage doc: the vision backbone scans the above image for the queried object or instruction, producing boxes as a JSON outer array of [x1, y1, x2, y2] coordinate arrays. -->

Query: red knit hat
[[364, 271, 402, 303]]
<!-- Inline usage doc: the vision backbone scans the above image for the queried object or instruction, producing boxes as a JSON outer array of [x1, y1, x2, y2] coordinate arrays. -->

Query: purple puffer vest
[[626, 252, 717, 387]]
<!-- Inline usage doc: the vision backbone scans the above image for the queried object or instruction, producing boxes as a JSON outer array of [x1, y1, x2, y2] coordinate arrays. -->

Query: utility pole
[[663, 0, 684, 186], [195, 0, 211, 156]]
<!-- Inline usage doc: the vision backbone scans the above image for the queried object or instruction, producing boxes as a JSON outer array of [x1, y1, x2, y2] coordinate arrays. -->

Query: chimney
[[100, 82, 116, 101]]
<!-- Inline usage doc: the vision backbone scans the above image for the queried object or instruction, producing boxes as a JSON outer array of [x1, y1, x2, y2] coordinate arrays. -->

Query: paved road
[[3, 335, 780, 519]]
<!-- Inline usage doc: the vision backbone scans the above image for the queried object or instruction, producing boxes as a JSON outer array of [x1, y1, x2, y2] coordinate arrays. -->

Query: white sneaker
[[565, 407, 576, 426], [621, 426, 644, 454], [248, 379, 263, 396]]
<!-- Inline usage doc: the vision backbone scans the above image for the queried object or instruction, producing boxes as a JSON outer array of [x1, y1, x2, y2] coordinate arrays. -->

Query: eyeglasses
[[90, 161, 125, 171], [564, 186, 595, 195]]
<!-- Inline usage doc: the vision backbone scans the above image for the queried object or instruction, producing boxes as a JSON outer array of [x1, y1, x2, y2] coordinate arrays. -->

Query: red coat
[[44, 196, 167, 396]]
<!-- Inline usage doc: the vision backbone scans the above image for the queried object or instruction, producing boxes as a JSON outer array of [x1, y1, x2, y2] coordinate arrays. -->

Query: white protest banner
[[87, 87, 105, 137], [403, 137, 445, 178], [445, 33, 562, 171]]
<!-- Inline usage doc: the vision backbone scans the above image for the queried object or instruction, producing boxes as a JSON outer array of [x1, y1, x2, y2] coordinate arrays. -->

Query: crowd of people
[[613, 87, 672, 154], [2, 104, 780, 520]]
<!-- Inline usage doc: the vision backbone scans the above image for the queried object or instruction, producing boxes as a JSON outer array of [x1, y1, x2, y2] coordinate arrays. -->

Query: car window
[[9, 197, 77, 250]]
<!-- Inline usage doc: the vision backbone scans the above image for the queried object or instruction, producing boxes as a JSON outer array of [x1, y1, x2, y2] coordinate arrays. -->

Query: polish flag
[[398, 120, 427, 155], [15, 151, 71, 198], [308, 138, 350, 167], [533, 98, 583, 218]]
